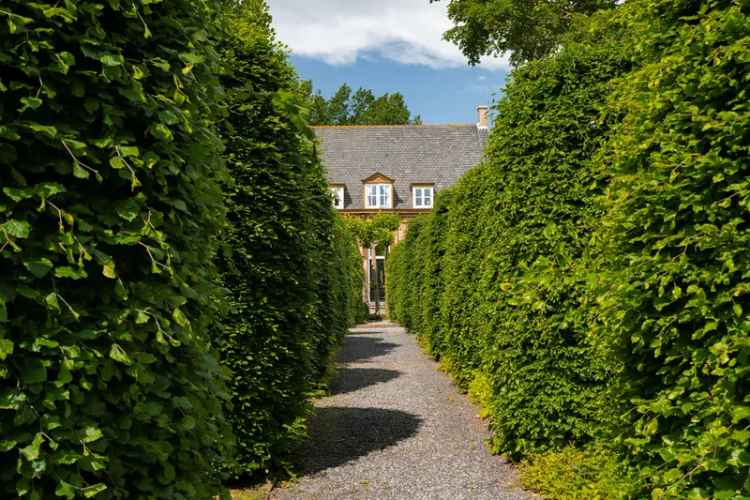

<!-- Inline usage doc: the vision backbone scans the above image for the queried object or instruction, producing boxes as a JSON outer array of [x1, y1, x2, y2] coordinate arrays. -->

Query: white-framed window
[[365, 183, 392, 209], [329, 186, 345, 209], [412, 186, 434, 208]]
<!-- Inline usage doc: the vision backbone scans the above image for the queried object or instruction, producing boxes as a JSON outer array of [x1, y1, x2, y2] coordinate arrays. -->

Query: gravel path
[[271, 322, 532, 500]]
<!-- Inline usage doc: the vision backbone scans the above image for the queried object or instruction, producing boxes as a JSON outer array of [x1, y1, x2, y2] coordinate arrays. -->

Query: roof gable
[[362, 172, 395, 184]]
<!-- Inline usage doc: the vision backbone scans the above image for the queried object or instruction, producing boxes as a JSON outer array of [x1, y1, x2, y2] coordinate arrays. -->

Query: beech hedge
[[0, 0, 231, 498], [594, 0, 750, 495], [389, 0, 749, 496], [215, 2, 365, 482], [390, 11, 633, 458]]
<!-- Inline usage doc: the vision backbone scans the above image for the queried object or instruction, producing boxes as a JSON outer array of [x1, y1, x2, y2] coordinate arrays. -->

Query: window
[[365, 183, 392, 209], [329, 186, 345, 209], [412, 186, 434, 208]]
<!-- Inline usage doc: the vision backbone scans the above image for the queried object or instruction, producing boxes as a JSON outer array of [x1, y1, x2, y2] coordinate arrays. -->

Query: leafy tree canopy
[[431, 0, 616, 66], [300, 83, 422, 125]]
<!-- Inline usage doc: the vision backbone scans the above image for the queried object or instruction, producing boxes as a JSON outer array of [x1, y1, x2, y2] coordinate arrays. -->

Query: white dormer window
[[412, 186, 434, 208], [366, 184, 392, 209], [330, 186, 345, 209]]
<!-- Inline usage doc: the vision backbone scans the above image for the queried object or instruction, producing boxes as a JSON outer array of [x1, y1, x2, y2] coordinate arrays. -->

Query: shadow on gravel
[[302, 407, 422, 474], [329, 368, 401, 396], [336, 336, 398, 364]]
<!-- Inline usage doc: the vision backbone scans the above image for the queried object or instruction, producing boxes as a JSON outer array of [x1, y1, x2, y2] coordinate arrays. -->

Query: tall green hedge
[[390, 10, 632, 458], [215, 2, 365, 482], [0, 1, 231, 498], [389, 0, 749, 496], [595, 0, 750, 495]]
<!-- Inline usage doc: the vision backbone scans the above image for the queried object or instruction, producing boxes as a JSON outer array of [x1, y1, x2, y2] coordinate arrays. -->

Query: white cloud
[[266, 0, 508, 69]]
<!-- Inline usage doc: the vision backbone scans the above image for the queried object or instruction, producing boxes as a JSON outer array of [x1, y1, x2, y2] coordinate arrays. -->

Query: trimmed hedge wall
[[1, 0, 365, 495], [215, 2, 365, 482], [390, 10, 633, 458], [0, 1, 231, 497], [389, 0, 749, 496], [594, 0, 750, 494]]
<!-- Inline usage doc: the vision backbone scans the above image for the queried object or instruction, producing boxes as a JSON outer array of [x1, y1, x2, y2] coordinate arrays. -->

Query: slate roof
[[313, 125, 489, 210]]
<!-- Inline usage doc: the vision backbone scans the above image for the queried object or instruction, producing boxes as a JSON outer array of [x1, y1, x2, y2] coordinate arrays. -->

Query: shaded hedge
[[389, 0, 749, 496], [0, 0, 231, 498], [215, 2, 365, 482]]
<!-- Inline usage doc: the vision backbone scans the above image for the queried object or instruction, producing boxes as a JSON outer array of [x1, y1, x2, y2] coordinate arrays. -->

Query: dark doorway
[[369, 256, 386, 304]]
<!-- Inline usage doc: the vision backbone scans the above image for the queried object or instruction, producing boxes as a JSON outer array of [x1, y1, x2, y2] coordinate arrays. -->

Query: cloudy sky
[[267, 0, 510, 123]]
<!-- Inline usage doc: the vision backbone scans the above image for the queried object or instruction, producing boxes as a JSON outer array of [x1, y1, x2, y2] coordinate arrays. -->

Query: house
[[314, 106, 490, 310]]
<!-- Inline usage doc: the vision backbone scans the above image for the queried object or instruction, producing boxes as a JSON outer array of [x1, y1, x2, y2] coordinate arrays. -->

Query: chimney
[[476, 105, 489, 129]]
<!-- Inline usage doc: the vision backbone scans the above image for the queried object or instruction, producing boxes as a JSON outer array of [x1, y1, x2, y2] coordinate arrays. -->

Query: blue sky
[[290, 54, 507, 124], [267, 0, 510, 124]]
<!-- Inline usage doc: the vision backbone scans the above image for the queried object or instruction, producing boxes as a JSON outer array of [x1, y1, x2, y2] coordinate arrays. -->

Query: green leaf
[[109, 157, 126, 170], [3, 187, 34, 202], [81, 426, 103, 444], [73, 162, 90, 179], [19, 97, 43, 113], [109, 344, 132, 365], [179, 52, 204, 65], [119, 146, 140, 157], [20, 433, 44, 461], [150, 124, 173, 142], [23, 258, 54, 278], [135, 310, 149, 324], [81, 483, 107, 498], [55, 481, 76, 500], [102, 261, 116, 279], [45, 292, 60, 312], [54, 266, 88, 280], [0, 338, 14, 360], [172, 308, 190, 329], [99, 54, 125, 67], [2, 219, 31, 238], [25, 123, 58, 137], [143, 151, 159, 168]]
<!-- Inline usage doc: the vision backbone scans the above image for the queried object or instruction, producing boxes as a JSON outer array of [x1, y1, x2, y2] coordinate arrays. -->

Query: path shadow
[[329, 368, 401, 396], [336, 336, 399, 364], [302, 407, 422, 474]]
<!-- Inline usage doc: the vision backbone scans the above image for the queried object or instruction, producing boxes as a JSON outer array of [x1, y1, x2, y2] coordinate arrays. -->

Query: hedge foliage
[[593, 0, 750, 495], [214, 2, 365, 482], [1, 0, 364, 496], [388, 0, 749, 496], [390, 10, 633, 458], [0, 0, 231, 498]]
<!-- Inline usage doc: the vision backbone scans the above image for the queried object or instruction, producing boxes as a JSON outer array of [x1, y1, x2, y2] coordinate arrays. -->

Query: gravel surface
[[271, 322, 533, 500]]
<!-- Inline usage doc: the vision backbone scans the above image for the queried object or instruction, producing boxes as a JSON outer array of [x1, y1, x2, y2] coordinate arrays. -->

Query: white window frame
[[365, 183, 392, 209], [412, 185, 434, 208], [329, 186, 345, 209]]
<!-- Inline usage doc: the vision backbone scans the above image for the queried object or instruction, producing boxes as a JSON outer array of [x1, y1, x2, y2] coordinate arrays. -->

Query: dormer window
[[329, 185, 345, 209], [362, 173, 394, 209], [412, 185, 434, 208]]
